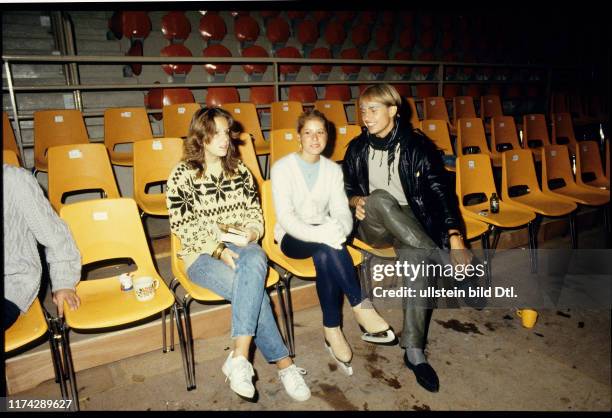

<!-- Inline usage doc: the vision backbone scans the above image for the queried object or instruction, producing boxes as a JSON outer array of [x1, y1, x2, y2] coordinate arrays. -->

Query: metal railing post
[[3, 61, 26, 166]]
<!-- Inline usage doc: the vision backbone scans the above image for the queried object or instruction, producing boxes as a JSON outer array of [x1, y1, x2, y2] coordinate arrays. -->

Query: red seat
[[235, 15, 260, 43], [161, 11, 191, 42], [462, 52, 476, 78], [359, 11, 377, 25], [392, 84, 412, 98], [145, 87, 195, 120], [250, 86, 275, 105], [351, 24, 370, 50], [506, 85, 523, 99], [375, 26, 394, 50], [399, 11, 415, 27], [289, 86, 317, 103], [276, 46, 302, 76], [526, 85, 542, 98], [203, 44, 232, 75], [367, 50, 387, 77], [160, 44, 193, 76], [313, 11, 332, 23], [297, 19, 318, 46], [266, 16, 290, 45], [336, 11, 356, 25], [241, 45, 269, 76], [287, 11, 307, 19], [416, 84, 438, 99], [340, 48, 361, 77], [381, 11, 395, 26], [324, 21, 346, 49], [309, 47, 332, 77], [206, 87, 240, 107], [199, 12, 227, 42], [443, 84, 462, 100], [486, 84, 503, 96], [420, 30, 435, 50], [325, 85, 351, 102], [126, 40, 143, 76], [442, 52, 457, 78], [416, 51, 435, 77], [394, 50, 412, 77], [441, 32, 454, 51], [465, 84, 483, 99], [109, 11, 151, 40], [399, 28, 415, 50]]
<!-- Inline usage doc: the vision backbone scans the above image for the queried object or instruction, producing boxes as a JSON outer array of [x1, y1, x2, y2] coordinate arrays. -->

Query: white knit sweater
[[270, 153, 353, 244]]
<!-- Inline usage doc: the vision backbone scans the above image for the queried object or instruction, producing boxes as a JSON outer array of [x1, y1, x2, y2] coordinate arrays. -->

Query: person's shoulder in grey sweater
[[3, 164, 81, 320]]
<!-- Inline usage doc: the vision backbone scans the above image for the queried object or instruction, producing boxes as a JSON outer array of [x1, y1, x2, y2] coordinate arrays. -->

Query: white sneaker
[[278, 364, 311, 402], [221, 351, 255, 399]]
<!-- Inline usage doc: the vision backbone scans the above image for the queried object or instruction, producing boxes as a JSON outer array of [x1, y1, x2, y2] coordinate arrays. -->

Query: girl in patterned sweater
[[166, 107, 310, 402]]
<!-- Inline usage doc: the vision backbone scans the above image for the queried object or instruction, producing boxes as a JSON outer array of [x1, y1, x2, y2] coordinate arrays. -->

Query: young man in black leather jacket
[[342, 84, 472, 392]]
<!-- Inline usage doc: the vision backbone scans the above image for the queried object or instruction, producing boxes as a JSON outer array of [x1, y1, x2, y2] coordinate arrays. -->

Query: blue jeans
[[186, 243, 289, 363]]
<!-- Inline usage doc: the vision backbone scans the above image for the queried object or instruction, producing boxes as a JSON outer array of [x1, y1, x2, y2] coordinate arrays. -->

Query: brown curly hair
[[182, 107, 240, 178]]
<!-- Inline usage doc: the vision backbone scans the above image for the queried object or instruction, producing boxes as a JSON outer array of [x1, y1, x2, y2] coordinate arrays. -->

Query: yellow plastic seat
[[3, 111, 20, 159], [270, 101, 303, 130], [133, 138, 183, 217], [48, 143, 121, 213], [3, 149, 20, 167], [551, 112, 578, 155], [328, 124, 362, 162], [261, 180, 361, 356], [522, 114, 551, 162], [162, 103, 201, 138], [236, 132, 264, 188], [424, 96, 451, 126], [33, 110, 90, 172], [406, 97, 420, 128], [314, 100, 349, 129], [169, 233, 281, 389], [480, 95, 503, 120], [452, 96, 477, 128], [456, 117, 495, 165], [221, 102, 270, 156], [576, 141, 610, 190], [420, 119, 455, 171], [542, 145, 609, 206], [104, 107, 153, 166], [491, 116, 522, 168], [58, 198, 175, 407], [4, 299, 48, 353], [463, 216, 490, 241], [270, 128, 300, 166]]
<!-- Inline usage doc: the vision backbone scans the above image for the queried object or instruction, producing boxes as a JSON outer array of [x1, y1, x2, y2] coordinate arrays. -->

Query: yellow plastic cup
[[516, 309, 538, 328]]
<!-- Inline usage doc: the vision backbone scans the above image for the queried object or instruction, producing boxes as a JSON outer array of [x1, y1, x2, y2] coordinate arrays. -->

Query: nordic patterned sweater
[[166, 160, 264, 268]]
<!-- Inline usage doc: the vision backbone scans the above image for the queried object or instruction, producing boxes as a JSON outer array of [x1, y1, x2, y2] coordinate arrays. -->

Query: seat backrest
[[2, 111, 19, 157], [420, 120, 454, 156], [3, 149, 20, 167], [270, 128, 300, 165], [234, 15, 260, 42], [288, 86, 316, 103], [456, 117, 490, 157], [33, 109, 90, 171], [4, 299, 48, 353], [541, 145, 575, 193], [60, 198, 156, 271], [250, 86, 276, 105], [453, 96, 477, 125], [260, 180, 276, 249], [480, 95, 503, 119], [491, 116, 521, 157], [314, 100, 348, 128], [221, 102, 266, 151], [551, 112, 577, 150], [406, 97, 420, 127], [48, 143, 120, 212], [328, 124, 361, 162], [162, 103, 201, 138], [236, 132, 264, 188], [501, 149, 541, 201], [522, 114, 550, 151], [133, 138, 183, 203], [324, 85, 351, 102], [276, 46, 302, 76], [202, 44, 232, 75], [456, 154, 497, 206], [205, 87, 240, 107], [199, 12, 227, 42], [103, 107, 153, 158], [424, 96, 450, 122], [160, 44, 193, 76], [576, 141, 606, 186], [270, 101, 303, 130], [241, 45, 269, 76]]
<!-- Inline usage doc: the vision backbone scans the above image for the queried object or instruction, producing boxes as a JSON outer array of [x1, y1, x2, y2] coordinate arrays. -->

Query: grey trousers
[[357, 189, 438, 349]]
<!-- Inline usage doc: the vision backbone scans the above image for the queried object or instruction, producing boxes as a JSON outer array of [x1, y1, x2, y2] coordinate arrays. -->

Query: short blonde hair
[[360, 84, 402, 108]]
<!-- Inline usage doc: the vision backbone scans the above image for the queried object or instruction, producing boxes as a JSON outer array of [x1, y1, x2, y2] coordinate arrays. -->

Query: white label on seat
[[93, 211, 108, 221], [466, 122, 472, 128], [430, 100, 436, 105], [512, 154, 519, 161], [468, 160, 475, 169], [178, 107, 186, 114], [121, 111, 132, 118], [487, 99, 493, 103], [68, 149, 82, 159], [339, 126, 347, 134], [551, 150, 557, 157], [152, 140, 163, 150], [428, 124, 436, 131], [54, 115, 64, 123], [530, 115, 535, 121], [284, 133, 293, 140], [499, 122, 505, 127], [324, 103, 331, 108], [234, 108, 241, 114], [460, 99, 465, 105], [283, 106, 289, 112], [583, 145, 588, 152]]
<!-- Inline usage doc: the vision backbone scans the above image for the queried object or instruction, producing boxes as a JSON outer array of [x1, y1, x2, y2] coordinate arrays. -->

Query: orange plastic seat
[[420, 120, 455, 171], [288, 85, 317, 103], [456, 118, 493, 166], [480, 94, 504, 129], [221, 102, 269, 156], [161, 11, 191, 42], [162, 103, 201, 138], [270, 101, 303, 130], [576, 141, 610, 190], [270, 128, 300, 165], [205, 87, 240, 107], [551, 112, 578, 155], [145, 87, 195, 121], [199, 12, 227, 43], [443, 85, 462, 100], [160, 44, 193, 76], [4, 298, 48, 353], [3, 111, 20, 159], [203, 44, 232, 76], [522, 114, 551, 161], [416, 84, 438, 99], [424, 96, 451, 125], [235, 132, 264, 188], [328, 124, 362, 162], [33, 110, 90, 173], [314, 100, 348, 129], [3, 149, 20, 166], [103, 107, 153, 166], [465, 85, 483, 100], [491, 116, 522, 167], [453, 96, 477, 128], [48, 143, 120, 212], [133, 138, 183, 217]]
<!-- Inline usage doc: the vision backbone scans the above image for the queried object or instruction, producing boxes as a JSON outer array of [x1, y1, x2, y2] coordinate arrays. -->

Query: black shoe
[[403, 352, 440, 393]]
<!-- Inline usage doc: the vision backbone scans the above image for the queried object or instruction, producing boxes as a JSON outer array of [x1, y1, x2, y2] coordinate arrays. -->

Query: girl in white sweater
[[271, 110, 397, 375]]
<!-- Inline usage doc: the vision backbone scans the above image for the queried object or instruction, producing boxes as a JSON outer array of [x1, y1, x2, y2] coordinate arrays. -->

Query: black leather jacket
[[342, 118, 461, 248]]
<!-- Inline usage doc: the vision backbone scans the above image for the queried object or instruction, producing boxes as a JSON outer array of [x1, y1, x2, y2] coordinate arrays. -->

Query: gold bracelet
[[212, 243, 226, 259]]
